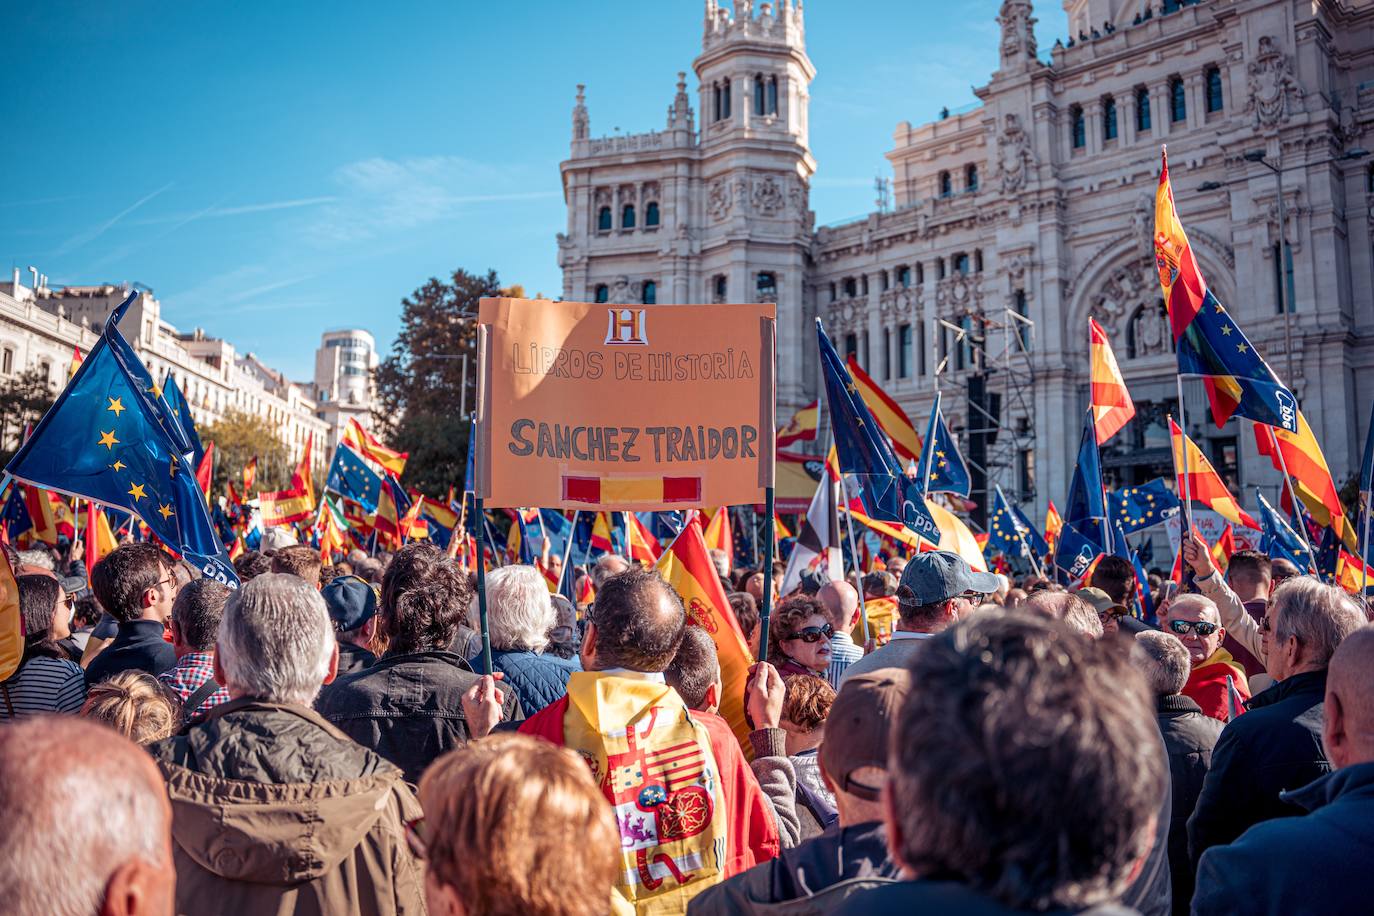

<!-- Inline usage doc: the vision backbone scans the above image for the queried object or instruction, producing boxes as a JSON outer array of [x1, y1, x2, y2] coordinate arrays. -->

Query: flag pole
[[997, 484, 1045, 580], [1173, 381, 1194, 533], [557, 510, 579, 595], [1362, 496, 1371, 597], [837, 476, 870, 640], [758, 486, 775, 660]]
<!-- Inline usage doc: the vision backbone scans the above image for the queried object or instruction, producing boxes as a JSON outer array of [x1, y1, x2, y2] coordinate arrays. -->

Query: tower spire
[[996, 0, 1038, 71], [571, 84, 589, 141]]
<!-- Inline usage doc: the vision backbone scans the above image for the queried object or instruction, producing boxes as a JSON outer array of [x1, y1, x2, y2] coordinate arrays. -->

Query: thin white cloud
[[52, 182, 174, 256], [129, 195, 338, 229]]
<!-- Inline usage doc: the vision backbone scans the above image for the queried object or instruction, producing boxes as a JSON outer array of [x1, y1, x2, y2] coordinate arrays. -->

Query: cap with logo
[[896, 550, 1001, 606], [321, 575, 378, 632], [820, 668, 911, 801]]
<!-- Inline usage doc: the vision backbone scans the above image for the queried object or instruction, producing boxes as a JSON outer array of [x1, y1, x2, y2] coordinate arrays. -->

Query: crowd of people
[[1, 525, 1372, 916]]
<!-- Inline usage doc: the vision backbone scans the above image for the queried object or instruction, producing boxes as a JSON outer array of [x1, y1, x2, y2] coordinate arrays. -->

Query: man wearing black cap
[[321, 575, 379, 675], [840, 550, 998, 684], [689, 670, 907, 914]]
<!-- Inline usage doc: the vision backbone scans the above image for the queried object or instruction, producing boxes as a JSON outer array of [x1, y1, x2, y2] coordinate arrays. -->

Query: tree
[[201, 409, 292, 498], [374, 268, 524, 496], [0, 369, 56, 465]]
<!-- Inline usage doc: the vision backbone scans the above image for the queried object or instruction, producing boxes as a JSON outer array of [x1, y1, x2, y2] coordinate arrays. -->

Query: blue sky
[[2, 1, 1068, 379]]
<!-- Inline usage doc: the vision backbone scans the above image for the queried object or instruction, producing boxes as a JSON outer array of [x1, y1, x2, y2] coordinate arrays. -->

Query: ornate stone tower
[[694, 0, 816, 407]]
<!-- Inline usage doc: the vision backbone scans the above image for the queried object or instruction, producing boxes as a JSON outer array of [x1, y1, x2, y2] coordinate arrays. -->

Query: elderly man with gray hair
[[1160, 593, 1250, 723], [1133, 630, 1224, 915], [472, 564, 581, 715], [0, 716, 176, 916], [148, 573, 425, 916], [1188, 576, 1367, 872]]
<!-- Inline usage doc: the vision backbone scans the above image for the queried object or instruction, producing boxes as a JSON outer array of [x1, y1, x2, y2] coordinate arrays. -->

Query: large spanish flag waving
[[702, 506, 734, 565], [1170, 419, 1260, 529], [846, 355, 922, 464], [1089, 318, 1135, 445], [656, 515, 754, 745], [1255, 415, 1354, 548], [343, 418, 408, 477]]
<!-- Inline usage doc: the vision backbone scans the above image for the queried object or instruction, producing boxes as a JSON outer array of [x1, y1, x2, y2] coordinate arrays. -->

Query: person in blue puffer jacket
[[471, 564, 581, 715]]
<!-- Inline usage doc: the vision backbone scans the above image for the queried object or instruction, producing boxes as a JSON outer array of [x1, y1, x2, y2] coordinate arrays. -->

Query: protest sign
[[476, 298, 776, 510]]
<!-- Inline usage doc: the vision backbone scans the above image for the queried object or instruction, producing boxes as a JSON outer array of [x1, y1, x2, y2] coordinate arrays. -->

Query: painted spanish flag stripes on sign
[[562, 475, 702, 505]]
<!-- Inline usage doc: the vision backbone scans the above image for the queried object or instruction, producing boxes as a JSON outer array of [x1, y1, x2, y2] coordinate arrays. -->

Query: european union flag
[[160, 372, 205, 467], [1, 483, 31, 541], [1065, 410, 1110, 550], [1053, 520, 1104, 584], [986, 486, 1047, 559], [650, 511, 684, 542], [571, 511, 595, 559], [1110, 478, 1181, 534], [325, 443, 382, 513], [1256, 489, 1312, 572], [918, 393, 971, 497], [5, 292, 236, 585], [1177, 289, 1298, 433], [818, 320, 938, 542], [539, 509, 572, 560]]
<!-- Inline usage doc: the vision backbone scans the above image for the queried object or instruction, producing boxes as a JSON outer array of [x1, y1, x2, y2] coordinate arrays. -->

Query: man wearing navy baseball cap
[[840, 550, 999, 684], [321, 575, 380, 675]]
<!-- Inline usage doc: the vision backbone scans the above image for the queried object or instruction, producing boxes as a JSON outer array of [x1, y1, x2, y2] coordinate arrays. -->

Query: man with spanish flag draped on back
[[520, 565, 777, 913]]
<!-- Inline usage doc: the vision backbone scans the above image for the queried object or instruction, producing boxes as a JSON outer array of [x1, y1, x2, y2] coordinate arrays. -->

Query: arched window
[[754, 74, 765, 116], [897, 266, 911, 288], [1205, 66, 1223, 112], [597, 207, 612, 231], [1136, 87, 1152, 132], [721, 78, 731, 118], [594, 284, 609, 303], [1070, 105, 1086, 149], [645, 201, 660, 227], [767, 76, 778, 114], [966, 163, 979, 192], [1170, 78, 1186, 122], [641, 281, 656, 305], [757, 272, 777, 300], [621, 205, 635, 229], [939, 171, 952, 198], [713, 274, 728, 303], [954, 253, 970, 275], [1103, 96, 1118, 140]]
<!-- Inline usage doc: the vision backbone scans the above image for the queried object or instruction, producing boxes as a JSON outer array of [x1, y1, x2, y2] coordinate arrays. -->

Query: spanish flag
[[23, 485, 57, 546], [656, 515, 754, 746], [1089, 318, 1135, 445], [776, 399, 819, 449], [242, 456, 257, 494], [196, 441, 215, 501], [1210, 524, 1235, 573], [702, 506, 734, 565], [1045, 500, 1063, 548], [846, 355, 922, 464], [83, 501, 118, 579], [343, 418, 408, 477], [1336, 548, 1373, 595], [373, 480, 402, 548], [861, 594, 898, 645], [1255, 415, 1354, 548], [627, 512, 661, 565], [317, 497, 347, 561], [1170, 419, 1259, 529], [67, 345, 83, 380], [291, 433, 315, 507], [259, 487, 313, 527], [589, 511, 614, 554], [0, 550, 19, 682]]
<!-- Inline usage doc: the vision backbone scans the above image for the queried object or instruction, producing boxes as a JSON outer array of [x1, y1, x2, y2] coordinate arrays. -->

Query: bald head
[[1324, 626, 1374, 769], [591, 554, 630, 589], [816, 580, 860, 632], [0, 717, 174, 916]]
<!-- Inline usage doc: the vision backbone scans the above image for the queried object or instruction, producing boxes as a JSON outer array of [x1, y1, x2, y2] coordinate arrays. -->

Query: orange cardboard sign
[[476, 298, 776, 510]]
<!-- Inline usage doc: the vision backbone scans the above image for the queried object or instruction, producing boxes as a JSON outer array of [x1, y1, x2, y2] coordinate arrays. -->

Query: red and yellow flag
[[702, 506, 734, 566], [242, 456, 258, 494], [196, 441, 215, 501], [1210, 524, 1235, 573], [1170, 419, 1259, 529], [1336, 548, 1373, 595], [776, 400, 819, 450], [1045, 500, 1063, 547], [317, 497, 347, 561], [373, 482, 401, 548], [589, 511, 614, 553], [1089, 317, 1135, 445], [343, 418, 408, 477], [291, 433, 315, 507], [83, 502, 118, 580], [0, 549, 20, 682], [259, 488, 313, 527], [1155, 148, 1208, 341], [67, 345, 84, 380], [24, 485, 57, 546], [656, 516, 754, 745], [847, 355, 922, 464], [627, 512, 661, 565], [1255, 415, 1354, 548]]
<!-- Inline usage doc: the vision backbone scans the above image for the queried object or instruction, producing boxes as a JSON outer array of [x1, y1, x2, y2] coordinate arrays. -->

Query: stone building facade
[[559, 0, 1374, 529]]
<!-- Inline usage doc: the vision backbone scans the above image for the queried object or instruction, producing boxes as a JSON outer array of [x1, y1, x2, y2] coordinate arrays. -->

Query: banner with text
[[476, 298, 776, 510]]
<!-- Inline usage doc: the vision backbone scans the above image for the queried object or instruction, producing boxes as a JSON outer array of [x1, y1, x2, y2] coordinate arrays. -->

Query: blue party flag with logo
[[917, 392, 971, 497], [159, 372, 205, 468], [5, 291, 236, 585], [1064, 410, 1110, 551], [818, 320, 938, 543], [1110, 478, 1181, 534], [1053, 520, 1105, 584], [325, 443, 383, 514]]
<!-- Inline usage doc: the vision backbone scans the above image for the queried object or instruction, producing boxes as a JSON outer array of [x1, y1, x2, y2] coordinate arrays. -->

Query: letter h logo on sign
[[605, 308, 648, 346]]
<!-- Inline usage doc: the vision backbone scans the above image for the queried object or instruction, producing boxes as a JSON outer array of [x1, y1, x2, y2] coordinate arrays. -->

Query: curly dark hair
[[891, 611, 1164, 910], [380, 543, 471, 655], [766, 594, 829, 667]]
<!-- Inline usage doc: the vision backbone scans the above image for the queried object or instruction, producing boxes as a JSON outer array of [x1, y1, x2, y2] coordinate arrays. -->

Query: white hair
[[1132, 630, 1192, 696], [0, 717, 167, 916], [15, 549, 55, 572], [709, 548, 730, 579], [1272, 576, 1366, 667], [218, 573, 335, 706], [471, 565, 555, 653], [1167, 593, 1220, 623]]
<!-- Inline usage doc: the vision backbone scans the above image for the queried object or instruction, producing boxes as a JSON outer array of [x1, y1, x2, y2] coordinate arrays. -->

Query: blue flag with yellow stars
[[5, 291, 236, 586], [325, 443, 382, 513], [818, 320, 939, 543], [0, 483, 32, 541], [917, 393, 971, 497], [986, 486, 1048, 559], [1109, 478, 1180, 534], [159, 372, 205, 468], [1256, 489, 1312, 572]]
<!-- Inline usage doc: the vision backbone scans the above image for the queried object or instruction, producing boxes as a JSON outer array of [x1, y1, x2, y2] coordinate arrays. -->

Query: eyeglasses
[[62, 594, 75, 609], [404, 816, 428, 861], [785, 624, 834, 644], [1168, 619, 1219, 637], [959, 592, 986, 603], [1099, 609, 1125, 623], [1259, 615, 1273, 634]]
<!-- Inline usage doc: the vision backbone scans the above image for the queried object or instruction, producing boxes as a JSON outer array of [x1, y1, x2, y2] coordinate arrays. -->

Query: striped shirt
[[0, 656, 87, 719], [826, 632, 864, 690]]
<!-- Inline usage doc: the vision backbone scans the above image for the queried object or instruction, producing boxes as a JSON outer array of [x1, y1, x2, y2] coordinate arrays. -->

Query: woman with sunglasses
[[1163, 593, 1250, 723], [766, 595, 834, 679]]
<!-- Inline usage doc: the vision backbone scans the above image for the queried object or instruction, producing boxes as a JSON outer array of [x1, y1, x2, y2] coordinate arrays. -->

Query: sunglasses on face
[[1168, 619, 1219, 637], [785, 624, 834, 643]]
